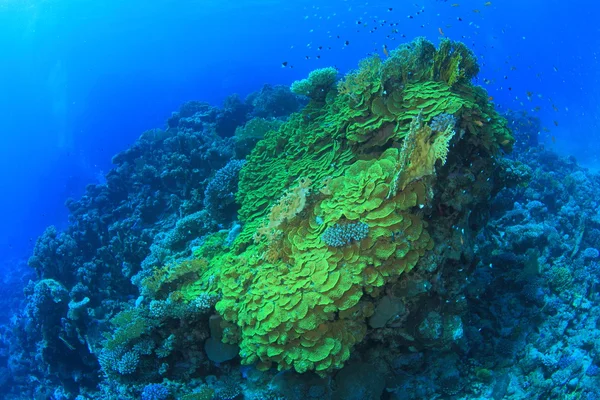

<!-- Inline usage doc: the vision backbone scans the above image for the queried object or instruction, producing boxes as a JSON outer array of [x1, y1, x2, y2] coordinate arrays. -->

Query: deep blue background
[[0, 0, 598, 266]]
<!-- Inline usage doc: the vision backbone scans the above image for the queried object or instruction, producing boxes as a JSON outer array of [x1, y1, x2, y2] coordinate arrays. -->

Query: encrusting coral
[[153, 37, 514, 376]]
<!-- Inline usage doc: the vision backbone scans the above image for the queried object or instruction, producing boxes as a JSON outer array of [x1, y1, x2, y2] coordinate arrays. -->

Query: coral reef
[[3, 36, 599, 400], [246, 84, 304, 119], [3, 89, 298, 398], [464, 144, 600, 399], [290, 67, 339, 102], [234, 117, 284, 159], [202, 37, 511, 376], [204, 159, 246, 224], [8, 107, 237, 396]]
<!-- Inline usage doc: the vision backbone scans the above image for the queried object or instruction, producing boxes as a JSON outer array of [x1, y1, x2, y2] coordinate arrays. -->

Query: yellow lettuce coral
[[171, 37, 513, 375], [216, 146, 433, 374]]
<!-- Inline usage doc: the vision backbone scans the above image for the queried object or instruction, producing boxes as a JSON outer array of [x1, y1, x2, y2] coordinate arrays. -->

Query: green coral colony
[[138, 38, 514, 375]]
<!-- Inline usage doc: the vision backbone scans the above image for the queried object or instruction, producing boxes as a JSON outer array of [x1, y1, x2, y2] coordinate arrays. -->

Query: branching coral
[[203, 159, 246, 222]]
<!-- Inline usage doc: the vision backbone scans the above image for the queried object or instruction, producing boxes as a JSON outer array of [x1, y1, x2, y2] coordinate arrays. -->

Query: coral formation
[[321, 221, 370, 248], [234, 117, 284, 159], [11, 35, 600, 400], [4, 85, 302, 398], [171, 37, 512, 376], [246, 84, 303, 118], [290, 67, 339, 102], [203, 159, 246, 223]]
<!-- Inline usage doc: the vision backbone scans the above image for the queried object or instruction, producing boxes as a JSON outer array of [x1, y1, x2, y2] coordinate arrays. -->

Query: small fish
[[553, 120, 559, 126], [488, 96, 494, 101], [551, 136, 556, 144], [474, 120, 484, 126], [473, 9, 481, 13], [388, 7, 393, 11], [451, 3, 460, 7], [383, 44, 389, 57], [438, 27, 445, 35], [281, 61, 288, 68], [553, 66, 559, 72], [526, 91, 533, 97], [552, 104, 559, 112], [484, 1, 492, 6]]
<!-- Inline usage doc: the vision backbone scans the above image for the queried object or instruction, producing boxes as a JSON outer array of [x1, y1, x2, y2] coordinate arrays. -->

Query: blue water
[[1, 0, 600, 397]]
